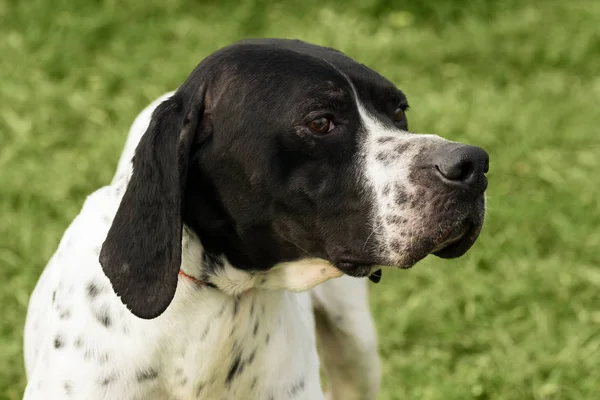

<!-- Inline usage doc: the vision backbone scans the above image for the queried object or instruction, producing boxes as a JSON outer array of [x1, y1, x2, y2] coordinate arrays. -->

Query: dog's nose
[[433, 144, 489, 194]]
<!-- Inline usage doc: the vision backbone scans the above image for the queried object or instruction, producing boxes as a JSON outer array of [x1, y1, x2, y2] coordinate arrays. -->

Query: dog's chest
[[26, 259, 322, 400], [159, 286, 321, 399]]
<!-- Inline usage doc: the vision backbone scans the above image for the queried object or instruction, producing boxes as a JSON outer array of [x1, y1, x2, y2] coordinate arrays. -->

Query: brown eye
[[393, 107, 405, 122], [307, 117, 334, 134]]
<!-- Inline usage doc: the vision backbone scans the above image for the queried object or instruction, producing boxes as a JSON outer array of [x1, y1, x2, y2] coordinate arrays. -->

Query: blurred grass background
[[1, 0, 599, 399]]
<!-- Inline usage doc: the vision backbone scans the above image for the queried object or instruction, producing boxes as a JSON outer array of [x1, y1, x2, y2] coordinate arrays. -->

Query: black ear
[[100, 87, 206, 319]]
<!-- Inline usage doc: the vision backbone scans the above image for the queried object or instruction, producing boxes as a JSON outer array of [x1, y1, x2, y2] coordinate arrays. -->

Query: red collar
[[178, 270, 217, 288], [178, 269, 204, 284]]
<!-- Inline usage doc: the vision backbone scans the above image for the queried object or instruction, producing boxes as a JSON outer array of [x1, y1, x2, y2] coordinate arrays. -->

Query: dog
[[23, 38, 489, 399]]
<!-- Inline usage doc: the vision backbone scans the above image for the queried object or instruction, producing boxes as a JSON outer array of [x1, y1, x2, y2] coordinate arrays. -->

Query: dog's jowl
[[23, 39, 489, 400]]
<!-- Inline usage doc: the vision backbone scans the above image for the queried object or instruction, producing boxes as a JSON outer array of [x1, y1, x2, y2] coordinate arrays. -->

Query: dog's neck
[[180, 227, 345, 296]]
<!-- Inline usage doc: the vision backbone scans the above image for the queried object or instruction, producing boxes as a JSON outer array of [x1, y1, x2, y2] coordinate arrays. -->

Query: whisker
[[363, 218, 383, 251]]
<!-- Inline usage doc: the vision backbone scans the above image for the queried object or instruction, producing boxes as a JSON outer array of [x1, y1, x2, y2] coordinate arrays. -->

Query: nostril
[[436, 159, 475, 182], [432, 144, 489, 192]]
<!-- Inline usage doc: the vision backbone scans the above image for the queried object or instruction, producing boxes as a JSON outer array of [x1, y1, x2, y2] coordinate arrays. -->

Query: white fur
[[357, 102, 452, 266]]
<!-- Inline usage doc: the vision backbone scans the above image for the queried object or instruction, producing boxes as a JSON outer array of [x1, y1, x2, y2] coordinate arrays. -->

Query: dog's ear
[[100, 87, 206, 319]]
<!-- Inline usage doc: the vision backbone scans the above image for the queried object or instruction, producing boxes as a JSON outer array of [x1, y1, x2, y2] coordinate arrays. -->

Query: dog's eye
[[393, 107, 405, 122], [307, 117, 334, 134]]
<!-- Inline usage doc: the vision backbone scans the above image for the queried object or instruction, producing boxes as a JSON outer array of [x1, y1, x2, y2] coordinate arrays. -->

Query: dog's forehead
[[211, 39, 405, 102]]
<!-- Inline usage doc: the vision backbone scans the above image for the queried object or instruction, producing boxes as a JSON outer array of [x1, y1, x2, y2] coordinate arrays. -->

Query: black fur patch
[[100, 376, 115, 386], [201, 325, 210, 340], [94, 304, 112, 328], [86, 282, 103, 299], [196, 382, 205, 397], [64, 381, 73, 395], [137, 367, 159, 382], [289, 379, 306, 395], [225, 354, 245, 385], [54, 335, 65, 349]]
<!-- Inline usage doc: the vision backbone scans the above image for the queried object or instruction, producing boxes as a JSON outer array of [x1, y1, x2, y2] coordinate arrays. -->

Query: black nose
[[433, 144, 489, 194]]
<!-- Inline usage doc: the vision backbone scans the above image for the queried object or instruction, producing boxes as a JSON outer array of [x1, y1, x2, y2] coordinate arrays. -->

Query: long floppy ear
[[100, 87, 206, 319]]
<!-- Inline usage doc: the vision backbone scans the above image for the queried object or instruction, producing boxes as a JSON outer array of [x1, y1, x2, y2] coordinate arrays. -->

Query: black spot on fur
[[100, 376, 114, 386], [247, 349, 256, 365], [253, 320, 259, 336], [59, 309, 71, 319], [196, 382, 205, 397], [64, 381, 73, 395], [265, 334, 270, 345], [377, 136, 394, 144], [232, 298, 239, 316], [375, 151, 394, 165], [98, 352, 109, 364], [74, 337, 83, 348], [394, 142, 412, 155], [382, 184, 392, 196], [250, 377, 257, 389], [94, 304, 112, 328], [180, 377, 188, 386], [52, 291, 56, 303], [54, 335, 65, 349], [225, 355, 245, 385], [395, 187, 409, 204], [217, 304, 226, 318], [250, 300, 255, 316], [137, 367, 159, 382], [289, 379, 305, 395], [86, 282, 102, 299], [201, 325, 210, 340]]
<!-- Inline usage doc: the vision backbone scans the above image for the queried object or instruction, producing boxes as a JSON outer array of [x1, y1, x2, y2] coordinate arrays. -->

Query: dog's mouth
[[333, 216, 483, 283], [432, 218, 481, 259]]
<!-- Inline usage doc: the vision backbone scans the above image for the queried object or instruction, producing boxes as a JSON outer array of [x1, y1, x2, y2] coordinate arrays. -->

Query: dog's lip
[[333, 260, 374, 277], [432, 219, 471, 252], [432, 219, 480, 259]]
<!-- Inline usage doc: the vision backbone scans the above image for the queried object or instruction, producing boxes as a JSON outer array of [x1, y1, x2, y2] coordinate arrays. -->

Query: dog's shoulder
[[23, 184, 123, 364], [23, 182, 148, 398]]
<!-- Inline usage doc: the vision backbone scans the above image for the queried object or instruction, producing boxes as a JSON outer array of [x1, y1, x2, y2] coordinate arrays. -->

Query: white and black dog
[[23, 39, 488, 399]]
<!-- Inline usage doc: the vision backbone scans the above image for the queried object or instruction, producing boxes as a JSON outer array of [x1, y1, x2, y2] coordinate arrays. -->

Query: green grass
[[1, 0, 599, 398]]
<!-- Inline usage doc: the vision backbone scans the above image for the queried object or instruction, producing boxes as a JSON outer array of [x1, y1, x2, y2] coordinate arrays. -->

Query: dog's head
[[100, 39, 489, 318]]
